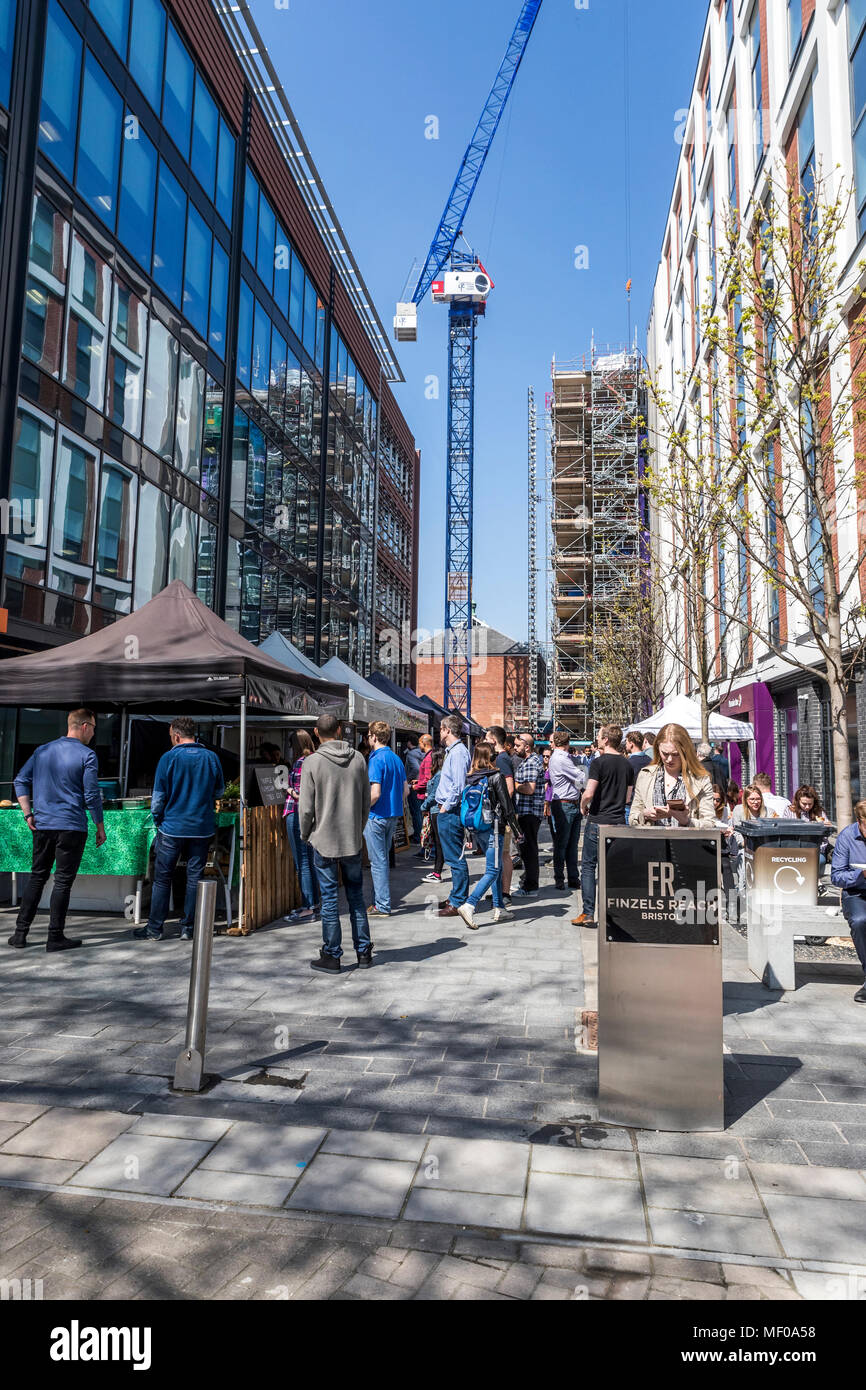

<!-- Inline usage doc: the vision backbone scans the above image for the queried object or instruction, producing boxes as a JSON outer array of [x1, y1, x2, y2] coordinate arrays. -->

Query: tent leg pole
[[119, 707, 128, 797], [238, 693, 247, 934]]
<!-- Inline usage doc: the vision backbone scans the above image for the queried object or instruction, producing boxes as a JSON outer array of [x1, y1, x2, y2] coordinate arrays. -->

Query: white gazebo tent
[[631, 694, 755, 743]]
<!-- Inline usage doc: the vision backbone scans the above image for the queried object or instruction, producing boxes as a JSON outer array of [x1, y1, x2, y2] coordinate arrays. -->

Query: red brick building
[[415, 624, 546, 730]]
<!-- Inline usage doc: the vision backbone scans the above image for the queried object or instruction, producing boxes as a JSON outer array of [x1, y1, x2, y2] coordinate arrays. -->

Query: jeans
[[436, 810, 470, 906], [551, 801, 582, 887], [364, 815, 399, 912], [517, 814, 541, 891], [841, 891, 866, 977], [313, 850, 370, 959], [16, 829, 89, 937], [407, 791, 423, 842], [285, 811, 319, 910], [467, 828, 505, 910], [580, 821, 600, 918], [148, 831, 212, 933]]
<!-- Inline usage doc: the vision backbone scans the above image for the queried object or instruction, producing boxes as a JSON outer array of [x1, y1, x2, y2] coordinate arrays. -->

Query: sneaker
[[7, 932, 28, 948], [283, 910, 299, 922], [512, 887, 538, 898], [310, 949, 341, 974], [295, 908, 315, 922], [132, 926, 163, 941], [458, 903, 479, 930], [855, 985, 866, 1004], [180, 927, 194, 941], [368, 906, 391, 917], [492, 907, 511, 924], [422, 872, 442, 883], [356, 949, 374, 969]]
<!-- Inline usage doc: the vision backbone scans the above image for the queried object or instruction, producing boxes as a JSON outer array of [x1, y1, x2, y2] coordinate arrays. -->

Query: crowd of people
[[6, 707, 865, 1005]]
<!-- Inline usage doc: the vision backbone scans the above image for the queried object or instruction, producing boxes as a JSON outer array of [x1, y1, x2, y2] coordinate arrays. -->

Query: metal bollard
[[173, 879, 217, 1093]]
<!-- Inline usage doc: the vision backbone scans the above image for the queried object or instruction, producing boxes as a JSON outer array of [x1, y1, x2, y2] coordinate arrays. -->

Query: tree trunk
[[826, 662, 853, 827]]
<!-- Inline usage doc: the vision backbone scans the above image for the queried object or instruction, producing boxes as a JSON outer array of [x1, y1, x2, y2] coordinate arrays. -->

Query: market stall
[[0, 582, 348, 934], [320, 656, 428, 736]]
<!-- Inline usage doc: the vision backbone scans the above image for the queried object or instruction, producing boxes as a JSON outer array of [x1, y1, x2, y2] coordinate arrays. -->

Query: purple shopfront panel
[[722, 683, 776, 792]]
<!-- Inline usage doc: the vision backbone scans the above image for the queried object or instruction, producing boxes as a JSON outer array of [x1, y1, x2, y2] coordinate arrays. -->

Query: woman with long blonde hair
[[628, 723, 716, 829]]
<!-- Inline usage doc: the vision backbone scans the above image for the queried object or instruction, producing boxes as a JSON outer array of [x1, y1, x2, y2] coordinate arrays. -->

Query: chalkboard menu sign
[[602, 834, 721, 946], [252, 764, 288, 808]]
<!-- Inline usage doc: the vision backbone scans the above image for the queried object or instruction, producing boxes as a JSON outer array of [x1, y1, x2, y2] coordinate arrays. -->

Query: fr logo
[[647, 862, 675, 897]]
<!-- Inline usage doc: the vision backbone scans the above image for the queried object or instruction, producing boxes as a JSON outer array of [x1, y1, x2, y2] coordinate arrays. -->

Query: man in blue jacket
[[830, 800, 866, 1004], [10, 708, 106, 952], [134, 717, 224, 942]]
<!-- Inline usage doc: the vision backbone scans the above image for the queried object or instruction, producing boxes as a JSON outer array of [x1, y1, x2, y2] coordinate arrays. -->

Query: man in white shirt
[[753, 773, 793, 817], [548, 731, 586, 891]]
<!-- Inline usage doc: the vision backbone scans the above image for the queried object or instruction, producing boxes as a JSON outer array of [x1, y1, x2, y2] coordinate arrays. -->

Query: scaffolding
[[548, 347, 644, 739]]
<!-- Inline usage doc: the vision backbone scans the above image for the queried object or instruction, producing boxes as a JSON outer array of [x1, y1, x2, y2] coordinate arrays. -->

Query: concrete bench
[[749, 904, 849, 991]]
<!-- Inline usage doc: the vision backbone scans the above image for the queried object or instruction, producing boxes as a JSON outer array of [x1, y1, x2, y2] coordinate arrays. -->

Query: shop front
[[720, 683, 775, 791]]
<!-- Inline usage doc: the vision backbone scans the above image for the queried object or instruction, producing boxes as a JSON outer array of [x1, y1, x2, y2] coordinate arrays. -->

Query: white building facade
[[646, 0, 866, 809]]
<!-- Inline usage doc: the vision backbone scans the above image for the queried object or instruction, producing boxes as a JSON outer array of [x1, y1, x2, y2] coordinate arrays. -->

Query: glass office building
[[0, 0, 419, 689]]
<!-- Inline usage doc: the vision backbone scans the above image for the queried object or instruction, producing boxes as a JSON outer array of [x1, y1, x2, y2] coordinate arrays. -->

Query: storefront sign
[[602, 833, 721, 946]]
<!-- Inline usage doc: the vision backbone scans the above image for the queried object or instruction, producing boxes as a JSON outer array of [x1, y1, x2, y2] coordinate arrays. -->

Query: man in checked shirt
[[512, 733, 546, 898]]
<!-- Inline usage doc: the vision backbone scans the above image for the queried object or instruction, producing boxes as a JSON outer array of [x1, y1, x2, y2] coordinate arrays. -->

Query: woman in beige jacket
[[628, 723, 716, 830]]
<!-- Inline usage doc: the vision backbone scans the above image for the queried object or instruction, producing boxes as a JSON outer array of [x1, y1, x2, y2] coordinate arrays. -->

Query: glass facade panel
[[152, 160, 186, 305], [252, 298, 270, 403], [0, 0, 16, 111], [118, 115, 157, 272], [303, 277, 317, 358], [129, 0, 165, 113], [274, 223, 290, 319], [8, 407, 53, 588], [174, 350, 205, 481], [134, 480, 169, 609], [285, 348, 300, 444], [77, 52, 123, 227], [269, 328, 287, 426], [247, 424, 265, 533], [191, 73, 218, 199], [106, 279, 147, 436], [209, 238, 229, 358], [96, 460, 136, 596], [162, 22, 193, 157], [182, 201, 211, 339], [63, 234, 110, 408], [168, 502, 196, 587], [231, 408, 248, 515], [142, 318, 179, 460], [256, 195, 275, 293], [243, 168, 258, 265], [196, 518, 216, 608], [201, 379, 222, 497], [237, 279, 253, 388], [52, 435, 97, 583], [39, 2, 82, 181], [289, 250, 304, 341], [216, 118, 235, 225], [89, 0, 129, 57]]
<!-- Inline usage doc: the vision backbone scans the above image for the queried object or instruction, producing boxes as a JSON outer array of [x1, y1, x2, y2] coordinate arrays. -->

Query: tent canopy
[[0, 582, 349, 717], [631, 694, 755, 742], [320, 657, 427, 734], [366, 672, 432, 726], [258, 631, 324, 682]]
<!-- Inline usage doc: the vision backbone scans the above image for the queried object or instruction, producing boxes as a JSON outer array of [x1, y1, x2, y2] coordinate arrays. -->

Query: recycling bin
[[598, 828, 724, 1132], [739, 819, 835, 991]]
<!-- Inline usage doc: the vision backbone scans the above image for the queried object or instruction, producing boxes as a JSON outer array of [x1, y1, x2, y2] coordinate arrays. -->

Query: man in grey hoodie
[[297, 713, 372, 973]]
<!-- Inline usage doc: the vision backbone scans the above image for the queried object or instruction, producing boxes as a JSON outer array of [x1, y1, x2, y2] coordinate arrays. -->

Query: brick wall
[[415, 653, 532, 729]]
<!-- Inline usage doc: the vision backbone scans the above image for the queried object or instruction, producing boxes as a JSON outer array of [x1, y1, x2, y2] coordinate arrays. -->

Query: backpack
[[460, 775, 494, 831]]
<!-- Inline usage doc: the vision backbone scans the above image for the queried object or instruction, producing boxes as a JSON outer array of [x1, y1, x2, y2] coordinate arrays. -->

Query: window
[[705, 69, 713, 148], [216, 119, 235, 225], [707, 176, 717, 299], [802, 401, 825, 616], [252, 299, 271, 401], [727, 98, 738, 208], [118, 114, 157, 271], [209, 239, 229, 358], [247, 424, 265, 532], [270, 328, 287, 425], [96, 461, 136, 585], [162, 23, 193, 158], [290, 251, 304, 342], [751, 4, 763, 160], [303, 278, 317, 359], [788, 0, 803, 63], [0, 0, 16, 110], [798, 85, 817, 256], [257, 194, 276, 294], [182, 202, 211, 339], [237, 280, 253, 388], [174, 351, 205, 481], [690, 142, 697, 209], [64, 234, 110, 409], [105, 280, 147, 435], [89, 0, 129, 57], [142, 318, 179, 461], [692, 240, 701, 344], [191, 74, 218, 200], [765, 443, 780, 644], [850, 0, 866, 235], [274, 223, 290, 320], [725, 0, 734, 53], [152, 161, 186, 306], [134, 481, 170, 610], [168, 503, 197, 589], [76, 54, 122, 227], [129, 0, 165, 114], [39, 2, 82, 181], [230, 408, 248, 516], [243, 168, 259, 265], [53, 437, 96, 569], [9, 407, 53, 569]]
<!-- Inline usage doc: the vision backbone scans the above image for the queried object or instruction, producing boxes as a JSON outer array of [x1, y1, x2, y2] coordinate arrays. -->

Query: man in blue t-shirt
[[134, 717, 224, 942], [363, 721, 408, 916]]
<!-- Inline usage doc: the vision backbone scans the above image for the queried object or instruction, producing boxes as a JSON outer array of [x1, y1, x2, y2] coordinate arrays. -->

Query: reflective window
[[152, 161, 186, 306], [289, 251, 304, 341], [241, 544, 261, 642], [209, 239, 229, 358], [851, 0, 866, 233], [175, 350, 205, 482], [24, 197, 68, 377], [252, 299, 270, 402], [96, 460, 136, 599], [316, 296, 326, 371], [230, 408, 248, 515], [129, 0, 165, 113], [118, 114, 157, 271], [265, 444, 282, 542], [247, 423, 265, 532], [143, 317, 179, 460], [237, 279, 253, 388], [216, 118, 235, 225], [8, 407, 53, 587], [269, 328, 287, 425], [163, 22, 193, 156], [134, 480, 170, 609], [274, 223, 290, 319], [168, 502, 196, 588], [64, 234, 110, 408], [77, 53, 123, 227], [303, 278, 317, 358], [106, 280, 147, 436], [89, 0, 129, 57], [191, 73, 218, 199], [201, 380, 222, 497], [52, 436, 96, 576], [243, 168, 258, 265], [256, 195, 275, 293], [39, 2, 82, 181], [196, 518, 216, 608], [299, 369, 313, 457], [285, 348, 300, 443], [183, 201, 211, 339], [0, 0, 16, 111], [224, 538, 241, 630]]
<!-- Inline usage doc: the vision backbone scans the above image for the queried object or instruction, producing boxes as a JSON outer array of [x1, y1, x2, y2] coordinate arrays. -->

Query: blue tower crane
[[394, 0, 543, 718]]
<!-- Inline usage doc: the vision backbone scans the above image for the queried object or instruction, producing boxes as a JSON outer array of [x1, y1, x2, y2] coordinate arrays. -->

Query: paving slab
[[175, 1170, 296, 1206], [648, 1208, 781, 1258], [639, 1154, 765, 1217], [414, 1136, 529, 1196], [286, 1154, 417, 1219], [68, 1135, 213, 1197], [530, 1146, 638, 1180], [762, 1194, 866, 1263], [1, 1106, 136, 1161], [524, 1172, 646, 1242], [321, 1130, 428, 1161], [403, 1186, 525, 1230], [749, 1162, 866, 1200]]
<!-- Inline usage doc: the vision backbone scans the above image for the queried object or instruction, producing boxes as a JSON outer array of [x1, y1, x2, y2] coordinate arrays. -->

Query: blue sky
[[250, 0, 706, 644]]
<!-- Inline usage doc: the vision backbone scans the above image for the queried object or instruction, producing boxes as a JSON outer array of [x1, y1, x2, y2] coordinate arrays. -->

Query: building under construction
[[547, 349, 646, 739]]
